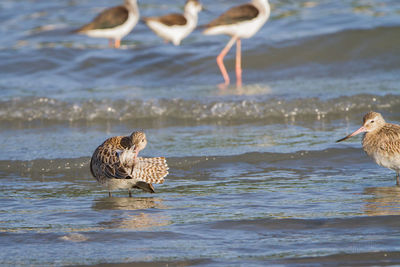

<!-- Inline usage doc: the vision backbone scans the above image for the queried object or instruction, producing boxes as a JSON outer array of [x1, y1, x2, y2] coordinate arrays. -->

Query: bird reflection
[[92, 196, 166, 211], [107, 212, 170, 230], [93, 197, 170, 230], [363, 186, 400, 216], [217, 84, 272, 96]]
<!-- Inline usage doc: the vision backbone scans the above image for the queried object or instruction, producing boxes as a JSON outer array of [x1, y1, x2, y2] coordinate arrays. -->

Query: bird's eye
[[370, 120, 374, 123], [142, 139, 145, 142]]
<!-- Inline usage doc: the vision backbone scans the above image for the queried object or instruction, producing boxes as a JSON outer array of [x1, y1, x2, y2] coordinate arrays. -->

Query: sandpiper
[[90, 131, 169, 197], [203, 0, 270, 89], [74, 0, 139, 48], [337, 111, 400, 186], [143, 0, 202, 46]]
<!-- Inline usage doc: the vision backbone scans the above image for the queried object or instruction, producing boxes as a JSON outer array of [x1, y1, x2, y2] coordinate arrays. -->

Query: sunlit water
[[1, 0, 400, 266]]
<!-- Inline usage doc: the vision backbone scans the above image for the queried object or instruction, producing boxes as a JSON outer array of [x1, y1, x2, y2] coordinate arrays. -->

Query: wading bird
[[90, 131, 169, 197], [74, 0, 140, 48], [143, 0, 202, 46], [337, 111, 400, 186], [203, 0, 270, 89]]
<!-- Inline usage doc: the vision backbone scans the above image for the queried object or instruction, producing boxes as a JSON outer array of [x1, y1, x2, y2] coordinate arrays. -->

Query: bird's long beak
[[132, 145, 139, 160], [336, 126, 367, 142]]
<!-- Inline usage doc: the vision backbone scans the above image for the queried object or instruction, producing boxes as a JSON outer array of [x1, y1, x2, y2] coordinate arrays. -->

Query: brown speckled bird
[[90, 131, 169, 197], [337, 111, 400, 186]]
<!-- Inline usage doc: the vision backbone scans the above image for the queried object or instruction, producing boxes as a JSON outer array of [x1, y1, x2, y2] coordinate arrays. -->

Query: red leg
[[216, 37, 237, 89], [236, 39, 242, 88], [115, 39, 121, 48], [108, 39, 113, 48]]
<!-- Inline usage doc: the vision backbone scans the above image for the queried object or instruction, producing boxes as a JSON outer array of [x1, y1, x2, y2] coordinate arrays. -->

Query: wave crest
[[1, 94, 399, 122]]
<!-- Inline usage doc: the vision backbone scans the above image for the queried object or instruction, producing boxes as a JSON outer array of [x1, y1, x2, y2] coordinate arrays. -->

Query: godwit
[[337, 111, 400, 186], [203, 0, 270, 89], [74, 0, 139, 48], [90, 131, 169, 197], [143, 0, 202, 46]]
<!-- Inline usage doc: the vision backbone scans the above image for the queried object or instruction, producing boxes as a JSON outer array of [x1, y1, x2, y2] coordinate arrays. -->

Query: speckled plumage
[[90, 131, 169, 196], [337, 112, 400, 186]]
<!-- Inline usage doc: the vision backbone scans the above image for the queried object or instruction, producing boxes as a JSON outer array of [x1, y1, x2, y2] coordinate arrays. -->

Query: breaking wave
[[1, 94, 399, 123]]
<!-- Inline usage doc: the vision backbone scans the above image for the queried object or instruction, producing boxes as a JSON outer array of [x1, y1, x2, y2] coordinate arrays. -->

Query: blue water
[[1, 0, 400, 266]]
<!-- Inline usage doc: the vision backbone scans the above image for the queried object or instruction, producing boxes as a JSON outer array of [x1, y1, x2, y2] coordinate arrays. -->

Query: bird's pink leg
[[236, 38, 242, 88], [216, 36, 237, 89], [114, 39, 121, 49], [108, 39, 113, 48]]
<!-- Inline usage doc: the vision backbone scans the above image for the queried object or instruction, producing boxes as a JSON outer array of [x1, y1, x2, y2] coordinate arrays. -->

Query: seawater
[[1, 0, 400, 266]]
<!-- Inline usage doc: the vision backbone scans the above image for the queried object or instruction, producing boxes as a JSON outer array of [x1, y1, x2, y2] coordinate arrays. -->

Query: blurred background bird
[[203, 0, 271, 88], [74, 0, 140, 48], [143, 0, 202, 46]]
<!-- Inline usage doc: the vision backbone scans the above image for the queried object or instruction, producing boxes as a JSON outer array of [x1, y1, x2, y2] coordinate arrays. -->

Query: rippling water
[[1, 0, 400, 266]]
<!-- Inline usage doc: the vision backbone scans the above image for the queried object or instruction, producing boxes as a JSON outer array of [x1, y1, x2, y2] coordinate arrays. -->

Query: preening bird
[[90, 131, 169, 197]]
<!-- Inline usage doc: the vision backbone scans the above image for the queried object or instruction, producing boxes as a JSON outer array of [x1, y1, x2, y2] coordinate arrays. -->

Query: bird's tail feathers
[[131, 157, 169, 184]]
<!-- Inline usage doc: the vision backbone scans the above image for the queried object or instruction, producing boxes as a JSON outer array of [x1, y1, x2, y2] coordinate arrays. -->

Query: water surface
[[1, 0, 400, 266]]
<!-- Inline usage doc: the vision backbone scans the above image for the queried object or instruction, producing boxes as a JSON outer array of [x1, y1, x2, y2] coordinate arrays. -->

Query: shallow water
[[1, 0, 400, 266]]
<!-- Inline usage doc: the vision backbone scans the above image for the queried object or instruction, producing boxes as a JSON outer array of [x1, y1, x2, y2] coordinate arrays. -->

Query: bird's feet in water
[[218, 82, 243, 90], [218, 82, 229, 90]]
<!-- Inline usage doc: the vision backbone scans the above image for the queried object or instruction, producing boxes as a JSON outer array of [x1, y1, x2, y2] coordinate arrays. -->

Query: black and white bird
[[143, 0, 202, 46], [203, 0, 271, 88], [75, 0, 140, 48]]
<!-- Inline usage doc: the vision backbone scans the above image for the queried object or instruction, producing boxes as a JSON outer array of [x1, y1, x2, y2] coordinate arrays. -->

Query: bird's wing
[[378, 124, 400, 154], [77, 6, 129, 32], [91, 137, 132, 180], [206, 4, 259, 27], [144, 13, 187, 26]]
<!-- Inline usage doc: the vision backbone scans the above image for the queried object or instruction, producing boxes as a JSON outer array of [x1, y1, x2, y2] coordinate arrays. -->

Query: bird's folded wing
[[144, 13, 187, 26], [77, 6, 129, 32], [97, 145, 131, 179], [206, 4, 259, 27]]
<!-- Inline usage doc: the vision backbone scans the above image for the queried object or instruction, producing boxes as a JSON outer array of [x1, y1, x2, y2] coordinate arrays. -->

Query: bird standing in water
[[143, 0, 203, 46], [203, 0, 270, 89], [74, 0, 140, 48], [90, 131, 169, 197], [337, 111, 400, 186]]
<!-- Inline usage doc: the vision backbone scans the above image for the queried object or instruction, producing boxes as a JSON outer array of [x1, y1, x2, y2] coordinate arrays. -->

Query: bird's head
[[130, 131, 147, 152], [336, 111, 385, 142]]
